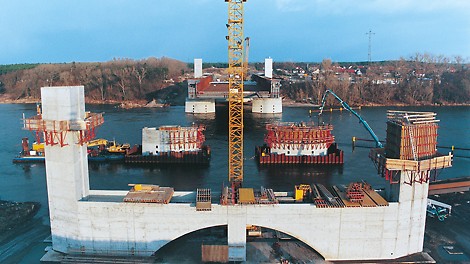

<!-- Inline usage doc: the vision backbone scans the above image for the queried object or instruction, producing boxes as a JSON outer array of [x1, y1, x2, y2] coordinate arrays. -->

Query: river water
[[0, 103, 469, 262]]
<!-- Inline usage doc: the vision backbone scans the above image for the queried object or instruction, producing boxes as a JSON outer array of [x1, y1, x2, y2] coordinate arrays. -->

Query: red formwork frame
[[23, 112, 104, 147], [162, 125, 206, 151], [264, 123, 335, 150], [77, 113, 104, 146]]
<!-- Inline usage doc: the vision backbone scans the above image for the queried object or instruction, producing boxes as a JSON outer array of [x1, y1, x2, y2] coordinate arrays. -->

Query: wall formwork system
[[385, 111, 438, 161], [371, 110, 452, 186], [256, 122, 344, 164], [142, 125, 206, 154]]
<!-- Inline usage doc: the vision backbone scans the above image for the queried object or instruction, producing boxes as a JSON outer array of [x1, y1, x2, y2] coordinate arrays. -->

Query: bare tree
[[132, 64, 147, 97]]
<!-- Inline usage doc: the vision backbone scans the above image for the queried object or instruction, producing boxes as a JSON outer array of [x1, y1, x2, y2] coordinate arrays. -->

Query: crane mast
[[226, 0, 246, 187]]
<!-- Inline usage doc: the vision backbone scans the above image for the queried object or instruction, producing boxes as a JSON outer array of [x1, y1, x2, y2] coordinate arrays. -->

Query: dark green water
[[0, 103, 468, 262]]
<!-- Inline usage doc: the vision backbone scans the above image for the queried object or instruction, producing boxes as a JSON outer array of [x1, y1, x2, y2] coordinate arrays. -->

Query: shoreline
[[0, 96, 468, 108], [0, 200, 41, 242]]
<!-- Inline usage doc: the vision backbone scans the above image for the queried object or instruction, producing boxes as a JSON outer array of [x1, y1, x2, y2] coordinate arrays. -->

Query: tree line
[[0, 57, 188, 102], [280, 54, 469, 105], [0, 54, 468, 106]]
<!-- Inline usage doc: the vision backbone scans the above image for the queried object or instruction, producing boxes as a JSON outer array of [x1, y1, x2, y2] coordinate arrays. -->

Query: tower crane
[[225, 0, 247, 195]]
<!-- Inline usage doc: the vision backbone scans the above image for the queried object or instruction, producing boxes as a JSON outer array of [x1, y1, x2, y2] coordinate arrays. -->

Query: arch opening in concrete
[[153, 225, 227, 262], [247, 225, 326, 262]]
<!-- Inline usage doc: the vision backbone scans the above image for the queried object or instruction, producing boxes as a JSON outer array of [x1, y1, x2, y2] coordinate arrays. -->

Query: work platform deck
[[332, 185, 389, 208], [370, 148, 452, 171]]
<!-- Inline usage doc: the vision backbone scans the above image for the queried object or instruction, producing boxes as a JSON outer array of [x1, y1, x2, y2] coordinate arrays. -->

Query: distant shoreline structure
[[1, 96, 468, 108]]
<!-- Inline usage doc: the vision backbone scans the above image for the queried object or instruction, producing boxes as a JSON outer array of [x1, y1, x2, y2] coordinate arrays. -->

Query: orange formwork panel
[[238, 188, 256, 204]]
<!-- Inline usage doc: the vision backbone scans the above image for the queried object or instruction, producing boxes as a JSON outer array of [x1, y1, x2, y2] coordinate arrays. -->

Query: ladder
[[404, 114, 418, 161]]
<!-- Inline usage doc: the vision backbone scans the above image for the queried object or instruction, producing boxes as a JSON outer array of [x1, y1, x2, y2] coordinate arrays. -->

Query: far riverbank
[[1, 95, 468, 109]]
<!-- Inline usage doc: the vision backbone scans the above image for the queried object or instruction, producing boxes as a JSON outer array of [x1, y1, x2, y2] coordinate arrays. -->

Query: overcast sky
[[1, 0, 469, 64]]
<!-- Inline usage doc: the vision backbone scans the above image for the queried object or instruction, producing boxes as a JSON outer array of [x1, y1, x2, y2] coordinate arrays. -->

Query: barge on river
[[125, 124, 211, 165], [14, 123, 211, 166], [255, 122, 343, 165], [13, 138, 127, 163]]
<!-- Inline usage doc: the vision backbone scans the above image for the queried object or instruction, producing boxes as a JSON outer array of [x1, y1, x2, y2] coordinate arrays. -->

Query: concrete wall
[[185, 99, 215, 113], [42, 86, 90, 254], [265, 58, 273, 78], [271, 146, 328, 156], [142, 127, 199, 154], [65, 192, 421, 261], [47, 170, 429, 261], [194, 59, 203, 78], [252, 97, 282, 113]]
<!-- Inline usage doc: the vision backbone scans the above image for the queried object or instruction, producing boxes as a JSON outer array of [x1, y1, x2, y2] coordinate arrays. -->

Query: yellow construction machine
[[106, 140, 130, 153], [295, 184, 312, 202], [87, 138, 130, 153], [87, 138, 108, 147]]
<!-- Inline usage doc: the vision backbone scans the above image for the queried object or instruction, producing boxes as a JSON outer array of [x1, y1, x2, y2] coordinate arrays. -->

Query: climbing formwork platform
[[385, 111, 438, 160], [370, 110, 452, 185], [196, 188, 212, 211], [256, 122, 344, 164], [23, 111, 104, 146]]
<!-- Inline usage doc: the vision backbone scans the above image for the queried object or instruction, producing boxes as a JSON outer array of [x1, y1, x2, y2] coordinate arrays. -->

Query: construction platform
[[370, 110, 453, 185], [123, 184, 174, 204]]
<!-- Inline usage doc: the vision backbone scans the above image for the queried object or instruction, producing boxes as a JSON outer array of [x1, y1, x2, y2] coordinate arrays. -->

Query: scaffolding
[[196, 188, 212, 211], [159, 125, 206, 151], [23, 112, 104, 147], [264, 122, 335, 151], [370, 111, 452, 185]]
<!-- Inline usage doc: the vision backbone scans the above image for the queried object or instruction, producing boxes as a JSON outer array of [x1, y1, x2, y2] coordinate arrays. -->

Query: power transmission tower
[[366, 30, 375, 64]]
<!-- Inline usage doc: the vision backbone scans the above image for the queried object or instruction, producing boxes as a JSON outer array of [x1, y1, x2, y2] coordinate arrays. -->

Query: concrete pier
[[185, 99, 216, 113], [41, 86, 90, 254], [42, 86, 431, 262], [251, 97, 282, 114]]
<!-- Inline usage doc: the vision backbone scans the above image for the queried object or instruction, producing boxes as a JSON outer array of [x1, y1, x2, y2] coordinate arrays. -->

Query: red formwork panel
[[255, 146, 344, 165], [385, 119, 438, 160]]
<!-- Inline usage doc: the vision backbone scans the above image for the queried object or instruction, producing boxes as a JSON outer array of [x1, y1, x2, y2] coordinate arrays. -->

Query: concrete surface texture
[[251, 97, 282, 113], [184, 99, 216, 113], [43, 86, 429, 262]]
